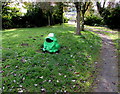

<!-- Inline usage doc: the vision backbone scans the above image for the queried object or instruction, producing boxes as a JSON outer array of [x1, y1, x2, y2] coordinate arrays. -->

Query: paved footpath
[[86, 27, 118, 92], [68, 22, 118, 92]]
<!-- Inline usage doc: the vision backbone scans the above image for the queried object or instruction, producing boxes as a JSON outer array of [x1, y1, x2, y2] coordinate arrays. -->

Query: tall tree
[[74, 2, 81, 35], [37, 2, 52, 26], [37, 2, 63, 26], [74, 2, 92, 34], [81, 2, 92, 31], [96, 0, 110, 18], [56, 2, 63, 25], [96, 1, 120, 28], [2, 1, 11, 13]]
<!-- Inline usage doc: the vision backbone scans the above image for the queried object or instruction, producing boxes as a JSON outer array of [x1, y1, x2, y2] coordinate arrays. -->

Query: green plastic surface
[[43, 36, 60, 52]]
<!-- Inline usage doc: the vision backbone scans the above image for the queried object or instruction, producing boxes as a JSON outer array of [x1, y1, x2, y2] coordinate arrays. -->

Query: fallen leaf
[[74, 72, 80, 74], [5, 65, 10, 68]]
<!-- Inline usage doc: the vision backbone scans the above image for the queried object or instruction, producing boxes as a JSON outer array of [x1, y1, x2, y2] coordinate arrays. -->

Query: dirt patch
[[41, 35, 44, 37], [20, 43, 29, 46], [33, 38, 36, 40], [28, 36, 33, 38], [36, 49, 43, 53]]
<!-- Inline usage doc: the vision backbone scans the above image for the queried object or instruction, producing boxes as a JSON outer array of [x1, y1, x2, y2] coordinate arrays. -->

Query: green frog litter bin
[[43, 33, 60, 53]]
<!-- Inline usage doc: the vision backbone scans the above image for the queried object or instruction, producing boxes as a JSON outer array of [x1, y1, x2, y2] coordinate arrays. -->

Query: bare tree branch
[[85, 2, 91, 12]]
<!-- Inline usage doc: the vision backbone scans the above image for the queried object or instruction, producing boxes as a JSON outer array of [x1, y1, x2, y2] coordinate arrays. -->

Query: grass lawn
[[2, 23, 102, 92]]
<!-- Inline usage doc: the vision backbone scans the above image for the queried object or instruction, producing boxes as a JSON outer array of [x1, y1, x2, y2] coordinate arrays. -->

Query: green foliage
[[84, 15, 103, 26], [52, 2, 63, 25], [2, 2, 64, 29], [2, 4, 22, 29], [96, 2, 120, 29], [2, 15, 13, 29], [2, 24, 102, 92], [23, 6, 48, 27], [104, 5, 120, 29]]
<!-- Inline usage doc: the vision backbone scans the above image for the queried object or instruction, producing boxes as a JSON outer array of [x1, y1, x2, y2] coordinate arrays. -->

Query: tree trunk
[[48, 15, 50, 26], [58, 2, 63, 25], [48, 11, 52, 26], [76, 4, 81, 35], [81, 12, 84, 31]]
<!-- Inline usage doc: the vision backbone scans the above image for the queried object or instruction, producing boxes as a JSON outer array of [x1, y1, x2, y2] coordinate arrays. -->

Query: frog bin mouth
[[46, 38, 53, 43]]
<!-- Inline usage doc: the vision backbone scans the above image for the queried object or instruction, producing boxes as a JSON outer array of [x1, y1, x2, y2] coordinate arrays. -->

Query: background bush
[[84, 14, 103, 26], [104, 6, 120, 29], [2, 2, 64, 29]]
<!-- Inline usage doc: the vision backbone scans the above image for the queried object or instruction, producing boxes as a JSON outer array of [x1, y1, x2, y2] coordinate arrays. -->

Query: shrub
[[84, 15, 103, 26], [2, 15, 13, 29], [104, 6, 120, 29], [2, 2, 64, 29]]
